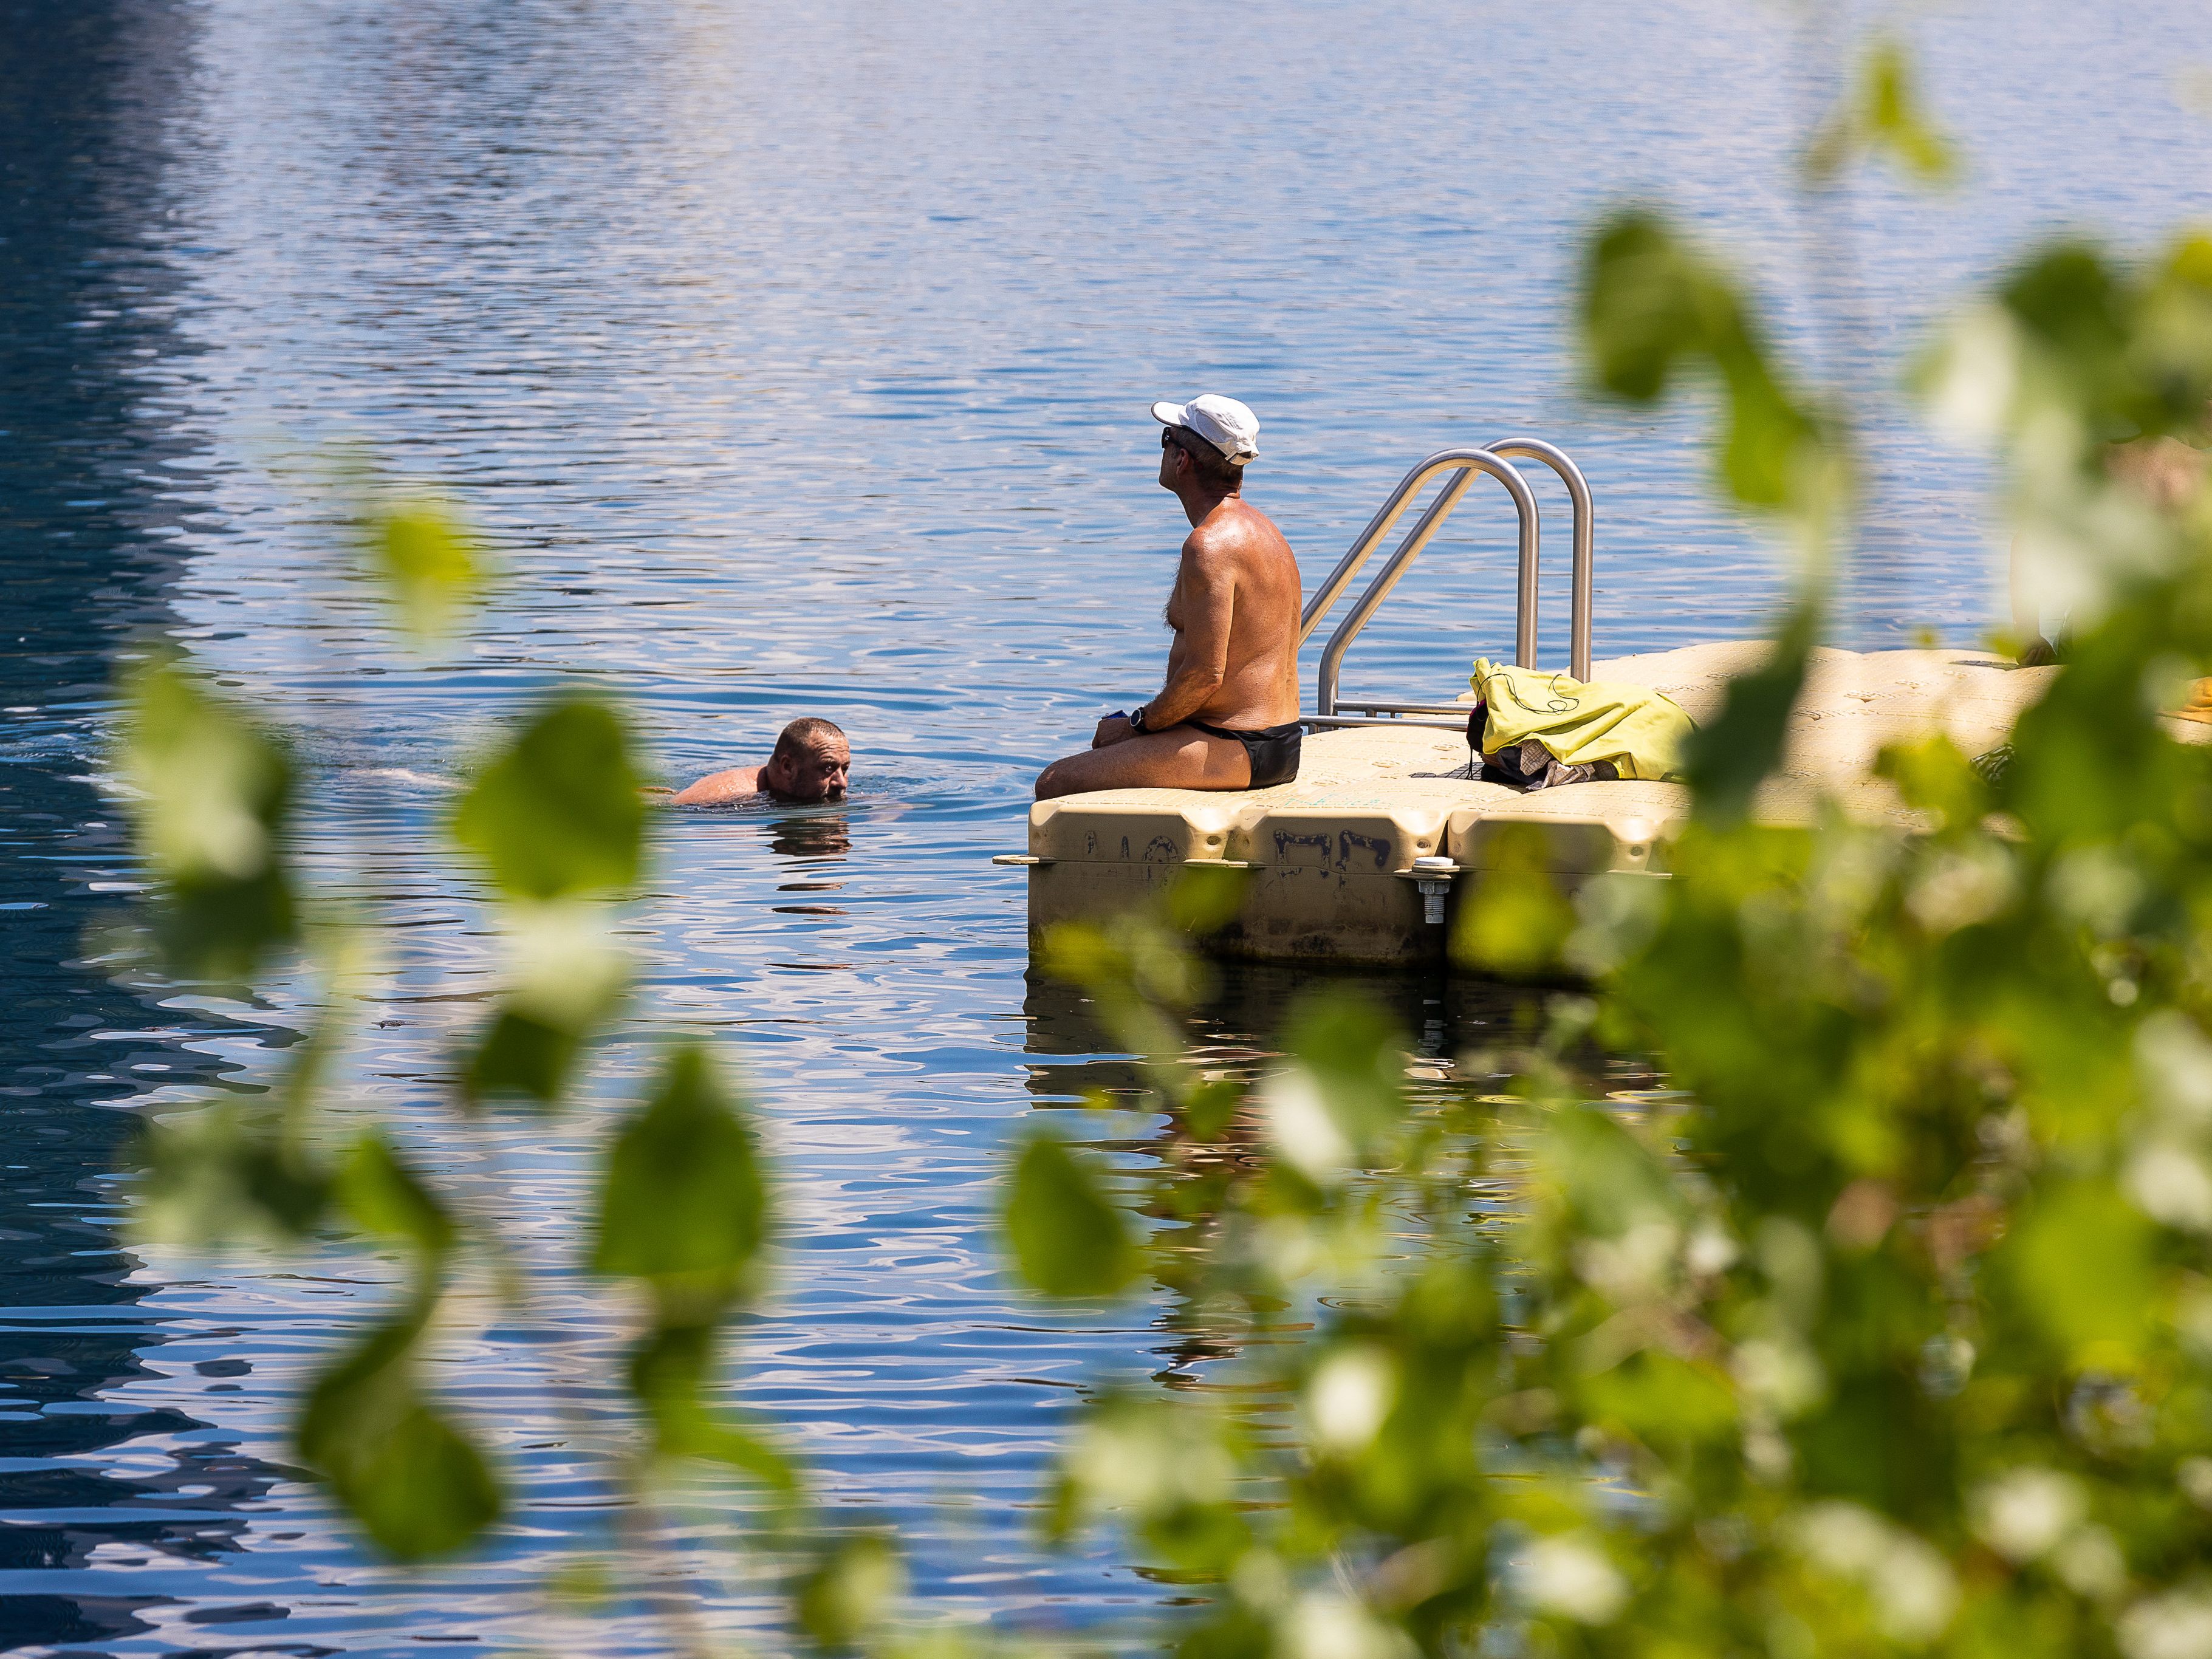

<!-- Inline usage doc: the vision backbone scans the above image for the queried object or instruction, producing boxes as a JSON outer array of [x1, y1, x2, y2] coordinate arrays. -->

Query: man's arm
[[1139, 544, 1236, 730], [667, 765, 763, 806]]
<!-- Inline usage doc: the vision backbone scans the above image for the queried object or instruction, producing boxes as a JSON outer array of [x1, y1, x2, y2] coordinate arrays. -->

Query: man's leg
[[1035, 727, 1251, 799]]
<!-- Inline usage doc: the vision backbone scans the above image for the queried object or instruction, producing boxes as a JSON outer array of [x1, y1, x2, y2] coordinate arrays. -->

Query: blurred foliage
[[1004, 1133, 1141, 1297], [1805, 37, 1959, 186], [363, 501, 487, 645], [993, 58, 2212, 1659], [797, 1531, 908, 1652], [111, 500, 841, 1645], [119, 660, 296, 979], [110, 33, 2212, 1659], [1580, 213, 1847, 542], [298, 1311, 502, 1562], [451, 696, 646, 900], [1459, 822, 1578, 976], [1679, 600, 1818, 827], [1929, 235, 2212, 633]]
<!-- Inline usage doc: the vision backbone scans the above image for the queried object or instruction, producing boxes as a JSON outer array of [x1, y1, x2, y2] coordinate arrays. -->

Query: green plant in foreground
[[1005, 111, 2212, 1659], [109, 38, 2212, 1659], [115, 499, 843, 1652]]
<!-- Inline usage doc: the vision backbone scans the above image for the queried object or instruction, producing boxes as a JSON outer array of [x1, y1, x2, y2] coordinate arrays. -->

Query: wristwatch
[[1129, 705, 1150, 733]]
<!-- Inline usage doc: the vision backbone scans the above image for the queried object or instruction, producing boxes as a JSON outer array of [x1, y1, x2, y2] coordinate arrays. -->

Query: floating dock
[[1002, 439, 2086, 965], [1011, 641, 2060, 964]]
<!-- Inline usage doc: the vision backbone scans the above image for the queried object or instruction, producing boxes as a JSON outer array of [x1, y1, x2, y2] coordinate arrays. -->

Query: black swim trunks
[[1190, 720, 1303, 789]]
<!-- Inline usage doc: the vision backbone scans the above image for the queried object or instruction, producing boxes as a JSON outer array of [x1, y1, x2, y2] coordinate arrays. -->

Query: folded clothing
[[1468, 658, 1694, 783]]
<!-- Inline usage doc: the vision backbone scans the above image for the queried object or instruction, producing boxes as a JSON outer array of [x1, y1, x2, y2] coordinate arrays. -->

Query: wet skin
[[669, 734, 851, 805], [1034, 433, 1301, 799]]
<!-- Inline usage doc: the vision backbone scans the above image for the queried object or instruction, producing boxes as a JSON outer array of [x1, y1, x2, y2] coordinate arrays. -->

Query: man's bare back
[[1036, 397, 1303, 800]]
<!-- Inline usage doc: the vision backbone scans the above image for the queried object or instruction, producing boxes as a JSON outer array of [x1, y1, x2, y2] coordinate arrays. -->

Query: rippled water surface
[[4, 0, 2208, 1649]]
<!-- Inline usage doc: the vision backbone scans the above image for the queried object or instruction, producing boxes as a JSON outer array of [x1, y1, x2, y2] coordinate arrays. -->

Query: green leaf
[[119, 660, 297, 978], [1681, 604, 1815, 826], [796, 1532, 906, 1653], [1453, 823, 1576, 977], [1578, 1347, 1739, 1452], [1166, 863, 1251, 937], [461, 902, 631, 1110], [591, 1045, 769, 1298], [1540, 1104, 1683, 1240], [1997, 1178, 2157, 1366], [1050, 1393, 1250, 1571], [1713, 353, 1825, 510], [1003, 1134, 1139, 1298], [1861, 41, 1957, 182], [461, 1007, 583, 1110], [1037, 917, 1206, 1067], [1581, 210, 1843, 522], [1280, 990, 1406, 1151], [1874, 733, 1989, 832], [1804, 38, 1957, 186], [2001, 244, 2129, 377], [545, 1556, 618, 1610], [133, 1103, 330, 1247], [296, 1315, 502, 1561], [336, 1133, 456, 1258], [1181, 1077, 1244, 1141], [1580, 210, 1733, 404], [627, 1317, 796, 1490], [451, 697, 645, 900], [365, 503, 484, 644], [120, 661, 292, 880]]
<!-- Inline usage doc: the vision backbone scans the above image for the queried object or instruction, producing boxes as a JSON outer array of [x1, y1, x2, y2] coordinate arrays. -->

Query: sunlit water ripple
[[2, 0, 2206, 1650]]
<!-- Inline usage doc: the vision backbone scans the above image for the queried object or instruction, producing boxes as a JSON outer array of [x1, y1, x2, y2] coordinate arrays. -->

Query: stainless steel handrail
[[1299, 448, 1499, 644], [1307, 714, 1470, 731], [1314, 450, 1539, 719], [1487, 437, 1594, 680], [1337, 698, 1477, 715]]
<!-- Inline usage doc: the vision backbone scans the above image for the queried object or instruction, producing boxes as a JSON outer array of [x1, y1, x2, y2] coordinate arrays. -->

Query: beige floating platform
[[1011, 643, 2065, 965]]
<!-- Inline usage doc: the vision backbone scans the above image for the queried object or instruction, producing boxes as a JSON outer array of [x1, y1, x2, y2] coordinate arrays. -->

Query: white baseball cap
[[1151, 394, 1259, 465]]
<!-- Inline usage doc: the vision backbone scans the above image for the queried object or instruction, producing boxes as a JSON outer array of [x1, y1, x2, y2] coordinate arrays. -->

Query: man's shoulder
[[1188, 501, 1287, 552], [668, 764, 763, 806], [1184, 501, 1293, 572]]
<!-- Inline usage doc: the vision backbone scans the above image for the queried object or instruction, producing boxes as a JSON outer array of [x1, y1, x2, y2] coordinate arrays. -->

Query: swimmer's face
[[767, 736, 849, 802]]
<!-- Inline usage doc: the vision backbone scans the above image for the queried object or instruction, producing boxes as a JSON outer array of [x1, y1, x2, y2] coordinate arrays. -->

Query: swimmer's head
[[761, 717, 849, 802]]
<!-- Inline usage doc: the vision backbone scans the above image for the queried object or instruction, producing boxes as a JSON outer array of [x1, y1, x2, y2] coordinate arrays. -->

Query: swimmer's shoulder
[[666, 765, 764, 807]]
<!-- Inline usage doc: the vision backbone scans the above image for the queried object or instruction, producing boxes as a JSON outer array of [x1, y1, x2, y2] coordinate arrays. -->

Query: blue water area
[[2, 0, 2205, 1650]]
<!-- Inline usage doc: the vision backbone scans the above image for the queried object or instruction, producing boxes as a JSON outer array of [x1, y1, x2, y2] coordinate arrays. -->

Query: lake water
[[4, 1, 2207, 1650]]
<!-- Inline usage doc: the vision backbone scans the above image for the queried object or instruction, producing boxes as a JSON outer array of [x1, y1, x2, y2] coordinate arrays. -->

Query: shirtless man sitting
[[669, 717, 849, 805], [1035, 395, 1303, 800]]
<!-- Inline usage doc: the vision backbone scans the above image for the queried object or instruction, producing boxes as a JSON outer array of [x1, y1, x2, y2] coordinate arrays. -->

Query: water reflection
[[9, 0, 2207, 1644], [0, 2, 311, 1650], [1019, 962, 1537, 1402], [1019, 961, 1527, 1107], [769, 809, 855, 864]]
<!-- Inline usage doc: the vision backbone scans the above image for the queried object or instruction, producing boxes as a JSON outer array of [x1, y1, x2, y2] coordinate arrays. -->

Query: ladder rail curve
[[1486, 437, 1594, 681], [1299, 439, 1597, 722], [1313, 450, 1539, 720]]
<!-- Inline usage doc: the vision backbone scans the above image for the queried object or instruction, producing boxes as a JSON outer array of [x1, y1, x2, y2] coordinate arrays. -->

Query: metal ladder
[[1298, 438, 1594, 730]]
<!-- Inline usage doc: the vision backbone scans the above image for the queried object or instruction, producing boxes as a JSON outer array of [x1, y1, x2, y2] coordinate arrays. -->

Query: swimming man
[[1035, 395, 1303, 799], [669, 717, 850, 805]]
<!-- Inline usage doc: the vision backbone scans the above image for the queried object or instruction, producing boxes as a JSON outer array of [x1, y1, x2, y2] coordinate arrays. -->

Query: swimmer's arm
[[666, 765, 763, 806], [1142, 545, 1235, 729]]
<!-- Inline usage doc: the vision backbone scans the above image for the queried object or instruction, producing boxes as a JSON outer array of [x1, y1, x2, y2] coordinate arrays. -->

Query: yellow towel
[[1470, 658, 1696, 782], [2172, 678, 2212, 725]]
